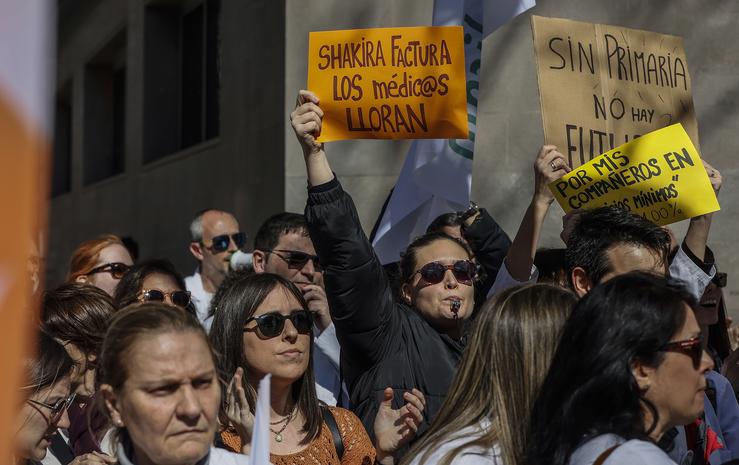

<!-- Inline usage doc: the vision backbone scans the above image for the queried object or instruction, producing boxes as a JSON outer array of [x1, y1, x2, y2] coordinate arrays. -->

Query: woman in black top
[[291, 90, 510, 447]]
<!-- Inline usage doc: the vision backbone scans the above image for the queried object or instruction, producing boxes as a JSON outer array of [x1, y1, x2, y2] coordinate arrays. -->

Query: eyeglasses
[[244, 310, 314, 338], [412, 260, 476, 286], [139, 289, 192, 308], [203, 232, 247, 253], [658, 337, 703, 369], [85, 262, 130, 280], [265, 249, 322, 272], [27, 393, 76, 424]]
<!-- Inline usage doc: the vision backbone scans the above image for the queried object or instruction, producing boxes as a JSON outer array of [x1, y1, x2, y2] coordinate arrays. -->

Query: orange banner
[[0, 2, 52, 461], [0, 94, 49, 462], [307, 26, 468, 142]]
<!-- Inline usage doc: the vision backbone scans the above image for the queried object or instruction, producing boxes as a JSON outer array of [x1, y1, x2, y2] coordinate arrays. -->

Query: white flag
[[249, 374, 271, 465], [371, 0, 535, 265]]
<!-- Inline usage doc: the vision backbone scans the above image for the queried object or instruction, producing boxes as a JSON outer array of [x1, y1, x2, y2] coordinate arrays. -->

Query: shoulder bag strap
[[593, 444, 621, 465], [321, 406, 345, 461]]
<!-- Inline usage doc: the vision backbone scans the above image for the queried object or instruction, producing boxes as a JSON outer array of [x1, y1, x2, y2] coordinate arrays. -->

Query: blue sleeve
[[708, 371, 739, 459]]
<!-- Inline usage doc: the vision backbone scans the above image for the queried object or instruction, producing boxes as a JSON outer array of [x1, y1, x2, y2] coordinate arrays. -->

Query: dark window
[[112, 67, 126, 174], [52, 83, 72, 196], [181, 4, 204, 148], [83, 29, 126, 185], [144, 0, 220, 162], [204, 0, 220, 139]]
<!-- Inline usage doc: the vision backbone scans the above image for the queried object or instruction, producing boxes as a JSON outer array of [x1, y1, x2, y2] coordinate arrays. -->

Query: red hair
[[67, 234, 125, 282]]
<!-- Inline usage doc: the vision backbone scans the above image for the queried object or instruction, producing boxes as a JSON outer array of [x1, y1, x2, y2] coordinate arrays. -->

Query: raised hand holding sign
[[548, 124, 719, 226], [307, 26, 468, 141]]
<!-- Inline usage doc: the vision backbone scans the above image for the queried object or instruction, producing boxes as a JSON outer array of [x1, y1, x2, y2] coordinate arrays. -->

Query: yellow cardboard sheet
[[549, 124, 719, 225], [307, 26, 468, 142]]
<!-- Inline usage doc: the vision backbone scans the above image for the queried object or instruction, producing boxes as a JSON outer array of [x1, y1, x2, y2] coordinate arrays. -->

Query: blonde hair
[[402, 283, 576, 465]]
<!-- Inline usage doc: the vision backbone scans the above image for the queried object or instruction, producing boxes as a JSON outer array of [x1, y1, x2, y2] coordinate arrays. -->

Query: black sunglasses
[[26, 393, 76, 424], [244, 310, 314, 338], [713, 272, 727, 288], [412, 260, 476, 286], [204, 232, 247, 253], [658, 337, 703, 369], [266, 249, 322, 272], [139, 289, 192, 308], [86, 262, 130, 280]]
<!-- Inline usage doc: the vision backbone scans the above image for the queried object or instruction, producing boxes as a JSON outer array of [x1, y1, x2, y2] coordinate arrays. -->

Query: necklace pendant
[[275, 433, 283, 443]]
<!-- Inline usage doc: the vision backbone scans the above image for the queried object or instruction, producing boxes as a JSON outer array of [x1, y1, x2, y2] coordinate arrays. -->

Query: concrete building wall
[[48, 0, 286, 285], [50, 0, 738, 318]]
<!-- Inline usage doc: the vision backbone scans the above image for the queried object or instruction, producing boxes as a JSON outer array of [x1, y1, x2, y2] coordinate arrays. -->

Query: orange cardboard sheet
[[307, 26, 468, 142], [0, 91, 48, 461], [531, 16, 699, 168]]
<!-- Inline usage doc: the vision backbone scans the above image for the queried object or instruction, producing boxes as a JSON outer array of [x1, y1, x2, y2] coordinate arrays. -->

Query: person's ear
[[189, 241, 205, 261], [571, 267, 593, 298], [75, 274, 89, 284], [631, 358, 655, 392], [400, 282, 414, 306], [100, 384, 124, 428], [252, 250, 267, 273]]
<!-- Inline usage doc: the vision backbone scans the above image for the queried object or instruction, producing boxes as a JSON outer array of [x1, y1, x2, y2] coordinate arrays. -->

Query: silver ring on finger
[[550, 161, 558, 170]]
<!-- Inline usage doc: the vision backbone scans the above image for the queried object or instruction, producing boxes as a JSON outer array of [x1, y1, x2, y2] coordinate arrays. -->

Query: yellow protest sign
[[549, 124, 719, 225], [307, 26, 468, 142]]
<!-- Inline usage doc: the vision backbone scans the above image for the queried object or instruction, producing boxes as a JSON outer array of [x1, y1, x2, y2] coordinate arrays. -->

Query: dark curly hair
[[112, 258, 196, 317], [565, 206, 670, 286], [42, 283, 115, 360]]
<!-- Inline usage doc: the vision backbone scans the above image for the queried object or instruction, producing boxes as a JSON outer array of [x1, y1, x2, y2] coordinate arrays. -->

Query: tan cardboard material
[[531, 16, 699, 168]]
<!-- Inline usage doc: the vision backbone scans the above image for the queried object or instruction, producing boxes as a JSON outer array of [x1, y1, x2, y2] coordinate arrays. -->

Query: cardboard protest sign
[[549, 124, 719, 226], [307, 26, 468, 142], [532, 16, 699, 168]]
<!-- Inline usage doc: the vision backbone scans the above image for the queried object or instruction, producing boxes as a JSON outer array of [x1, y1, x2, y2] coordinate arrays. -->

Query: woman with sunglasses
[[68, 234, 134, 297], [291, 90, 506, 450], [15, 332, 76, 464], [113, 258, 196, 317], [98, 303, 250, 465], [209, 271, 425, 464], [42, 284, 118, 462], [402, 283, 576, 465], [526, 272, 713, 465]]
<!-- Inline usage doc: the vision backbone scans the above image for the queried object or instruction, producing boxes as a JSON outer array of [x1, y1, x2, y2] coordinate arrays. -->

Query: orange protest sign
[[307, 26, 468, 142]]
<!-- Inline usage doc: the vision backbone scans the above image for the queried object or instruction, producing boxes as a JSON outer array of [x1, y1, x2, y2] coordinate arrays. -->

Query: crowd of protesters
[[13, 88, 736, 465]]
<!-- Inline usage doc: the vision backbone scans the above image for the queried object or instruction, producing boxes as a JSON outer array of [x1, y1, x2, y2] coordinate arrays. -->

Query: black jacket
[[305, 177, 510, 446]]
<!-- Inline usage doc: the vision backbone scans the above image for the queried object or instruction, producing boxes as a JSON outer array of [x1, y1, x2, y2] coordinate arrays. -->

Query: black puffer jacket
[[305, 177, 510, 447]]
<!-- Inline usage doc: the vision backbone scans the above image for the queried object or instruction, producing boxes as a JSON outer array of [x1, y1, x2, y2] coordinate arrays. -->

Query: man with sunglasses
[[186, 209, 247, 325], [251, 212, 348, 407]]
